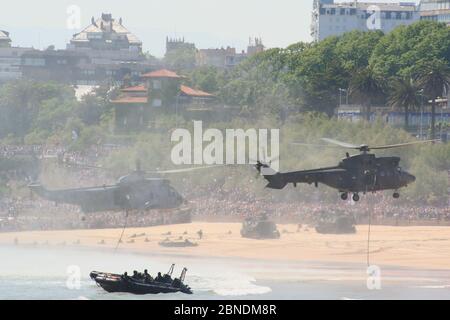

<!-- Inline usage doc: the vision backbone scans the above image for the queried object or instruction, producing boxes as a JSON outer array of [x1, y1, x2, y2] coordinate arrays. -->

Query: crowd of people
[[0, 201, 190, 232], [189, 188, 450, 224]]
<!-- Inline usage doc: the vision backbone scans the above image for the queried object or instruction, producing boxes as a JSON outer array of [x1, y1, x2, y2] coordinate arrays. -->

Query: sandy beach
[[1, 222, 450, 271]]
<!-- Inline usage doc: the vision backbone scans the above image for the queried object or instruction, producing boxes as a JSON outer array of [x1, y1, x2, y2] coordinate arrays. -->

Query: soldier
[[143, 269, 153, 282], [155, 272, 163, 282], [197, 229, 203, 240]]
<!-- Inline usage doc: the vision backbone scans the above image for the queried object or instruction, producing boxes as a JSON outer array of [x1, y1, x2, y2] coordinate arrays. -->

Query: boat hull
[[90, 271, 193, 295]]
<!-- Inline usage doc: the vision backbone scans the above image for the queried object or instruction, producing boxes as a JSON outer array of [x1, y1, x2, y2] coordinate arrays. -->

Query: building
[[0, 30, 11, 48], [20, 47, 154, 85], [165, 37, 196, 56], [18, 13, 156, 85], [196, 38, 265, 68], [111, 69, 215, 130], [311, 0, 420, 42], [20, 48, 88, 84], [0, 31, 33, 83], [68, 13, 142, 53], [247, 37, 265, 56], [67, 13, 153, 85], [420, 0, 450, 25], [336, 102, 450, 140]]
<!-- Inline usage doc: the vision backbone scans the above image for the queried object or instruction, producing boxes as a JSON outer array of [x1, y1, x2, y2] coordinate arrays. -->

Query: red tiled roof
[[141, 69, 183, 79], [180, 85, 214, 98], [111, 96, 148, 104], [121, 85, 147, 93]]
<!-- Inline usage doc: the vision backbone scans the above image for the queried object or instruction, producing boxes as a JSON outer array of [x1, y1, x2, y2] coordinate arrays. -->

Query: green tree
[[370, 21, 450, 79], [284, 32, 383, 115], [0, 80, 75, 140], [388, 77, 421, 130], [416, 60, 450, 139], [349, 66, 386, 121], [185, 66, 226, 94], [164, 47, 197, 70]]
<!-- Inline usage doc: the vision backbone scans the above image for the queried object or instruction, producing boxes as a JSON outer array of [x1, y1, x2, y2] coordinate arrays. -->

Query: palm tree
[[350, 66, 386, 121], [388, 77, 421, 131], [417, 60, 450, 140]]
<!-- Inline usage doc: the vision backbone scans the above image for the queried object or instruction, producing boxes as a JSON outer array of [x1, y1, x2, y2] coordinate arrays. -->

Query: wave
[[188, 273, 272, 297], [412, 285, 450, 289]]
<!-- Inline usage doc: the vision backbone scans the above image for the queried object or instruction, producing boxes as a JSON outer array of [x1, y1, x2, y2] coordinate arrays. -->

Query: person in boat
[[132, 270, 142, 280], [155, 272, 164, 282], [163, 273, 173, 283], [143, 269, 153, 282], [122, 272, 130, 281], [172, 277, 182, 288]]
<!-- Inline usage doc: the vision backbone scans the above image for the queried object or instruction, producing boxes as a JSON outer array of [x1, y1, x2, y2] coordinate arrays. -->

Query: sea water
[[1, 246, 450, 300]]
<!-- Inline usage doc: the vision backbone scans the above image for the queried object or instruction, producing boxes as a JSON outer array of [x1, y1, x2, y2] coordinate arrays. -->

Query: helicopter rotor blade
[[321, 138, 360, 149], [63, 160, 108, 171], [290, 142, 344, 149], [369, 139, 440, 150], [145, 165, 225, 175]]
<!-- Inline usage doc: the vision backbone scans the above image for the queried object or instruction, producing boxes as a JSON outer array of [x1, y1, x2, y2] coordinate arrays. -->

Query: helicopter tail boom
[[28, 183, 52, 199]]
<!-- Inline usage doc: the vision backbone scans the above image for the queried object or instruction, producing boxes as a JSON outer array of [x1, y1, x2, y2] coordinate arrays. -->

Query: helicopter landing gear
[[352, 193, 360, 202], [341, 193, 348, 201], [393, 192, 400, 199]]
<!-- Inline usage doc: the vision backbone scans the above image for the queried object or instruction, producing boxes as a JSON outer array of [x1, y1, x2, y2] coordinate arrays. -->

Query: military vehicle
[[255, 138, 437, 202], [241, 214, 281, 239], [315, 214, 356, 234], [90, 265, 192, 295], [158, 238, 198, 247]]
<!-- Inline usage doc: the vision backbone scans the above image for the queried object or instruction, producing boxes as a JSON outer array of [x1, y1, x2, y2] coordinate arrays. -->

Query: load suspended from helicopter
[[254, 138, 437, 202]]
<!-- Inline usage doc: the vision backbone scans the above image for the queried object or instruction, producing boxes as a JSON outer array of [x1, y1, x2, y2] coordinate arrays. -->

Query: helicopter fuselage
[[259, 153, 416, 197], [29, 172, 184, 213]]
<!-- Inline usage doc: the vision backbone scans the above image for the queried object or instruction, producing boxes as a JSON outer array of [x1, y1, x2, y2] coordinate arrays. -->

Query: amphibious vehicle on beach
[[158, 238, 198, 247], [315, 214, 357, 234], [90, 265, 192, 295], [241, 214, 281, 239]]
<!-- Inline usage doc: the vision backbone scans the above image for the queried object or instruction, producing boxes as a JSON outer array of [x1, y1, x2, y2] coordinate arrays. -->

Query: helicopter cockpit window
[[380, 171, 385, 177]]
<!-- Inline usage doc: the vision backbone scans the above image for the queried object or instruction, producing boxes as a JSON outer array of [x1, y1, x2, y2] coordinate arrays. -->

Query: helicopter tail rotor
[[250, 147, 279, 177]]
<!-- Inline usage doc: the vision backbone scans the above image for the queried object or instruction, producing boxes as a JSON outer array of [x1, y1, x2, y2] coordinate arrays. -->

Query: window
[[24, 58, 45, 66], [82, 69, 95, 76], [152, 80, 162, 89], [152, 99, 162, 107]]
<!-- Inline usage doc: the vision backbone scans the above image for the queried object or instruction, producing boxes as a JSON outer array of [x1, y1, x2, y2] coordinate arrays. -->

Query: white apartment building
[[420, 0, 450, 24], [311, 0, 420, 42]]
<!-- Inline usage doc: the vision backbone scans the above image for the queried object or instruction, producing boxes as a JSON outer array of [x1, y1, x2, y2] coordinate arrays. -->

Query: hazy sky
[[1, 0, 419, 57]]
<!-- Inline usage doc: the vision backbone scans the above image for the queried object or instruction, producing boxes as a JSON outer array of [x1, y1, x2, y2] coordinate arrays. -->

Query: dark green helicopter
[[28, 163, 214, 213], [255, 138, 436, 202]]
